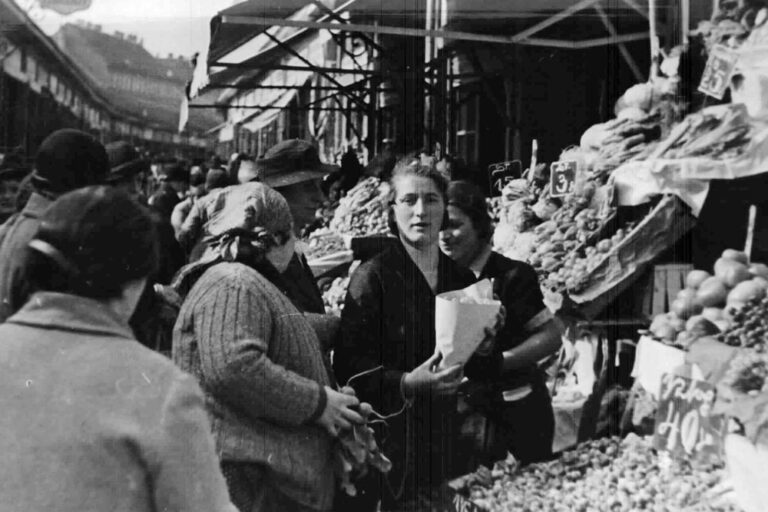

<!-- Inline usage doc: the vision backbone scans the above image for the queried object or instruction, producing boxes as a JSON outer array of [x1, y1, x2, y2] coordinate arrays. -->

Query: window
[[454, 88, 479, 167]]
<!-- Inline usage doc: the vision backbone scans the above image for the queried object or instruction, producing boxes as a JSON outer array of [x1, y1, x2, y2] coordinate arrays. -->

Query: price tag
[[653, 373, 725, 463], [698, 45, 739, 100], [549, 161, 577, 197], [487, 160, 522, 197]]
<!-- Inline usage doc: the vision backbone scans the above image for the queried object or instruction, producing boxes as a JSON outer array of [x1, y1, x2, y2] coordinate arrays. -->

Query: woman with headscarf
[[172, 181, 362, 512], [0, 186, 234, 512]]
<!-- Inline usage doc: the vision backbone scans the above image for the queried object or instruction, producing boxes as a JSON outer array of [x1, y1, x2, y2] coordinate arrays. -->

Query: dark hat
[[105, 141, 148, 183], [159, 162, 189, 183], [255, 139, 338, 188], [206, 168, 229, 191], [34, 129, 109, 194]]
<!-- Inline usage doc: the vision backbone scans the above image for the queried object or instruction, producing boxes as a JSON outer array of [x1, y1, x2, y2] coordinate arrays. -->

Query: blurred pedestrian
[[0, 186, 236, 512], [171, 172, 206, 237], [0, 168, 29, 224], [0, 129, 109, 323], [148, 162, 188, 221]]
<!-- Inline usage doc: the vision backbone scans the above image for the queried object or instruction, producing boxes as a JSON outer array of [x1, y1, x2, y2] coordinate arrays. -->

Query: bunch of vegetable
[[452, 435, 740, 512], [720, 349, 768, 395], [303, 230, 347, 261], [330, 178, 390, 237], [718, 294, 768, 349], [661, 105, 754, 161], [322, 276, 350, 315], [648, 250, 768, 347], [582, 114, 663, 181], [333, 386, 392, 496], [694, 2, 768, 52]]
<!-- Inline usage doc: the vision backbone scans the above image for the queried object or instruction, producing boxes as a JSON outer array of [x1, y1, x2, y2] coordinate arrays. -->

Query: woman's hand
[[317, 386, 364, 437], [402, 353, 463, 398]]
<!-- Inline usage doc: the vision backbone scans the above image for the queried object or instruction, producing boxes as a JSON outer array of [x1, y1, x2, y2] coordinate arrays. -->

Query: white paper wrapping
[[435, 279, 501, 369]]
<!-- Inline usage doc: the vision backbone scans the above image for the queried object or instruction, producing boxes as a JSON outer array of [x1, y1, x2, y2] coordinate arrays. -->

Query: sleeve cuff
[[305, 382, 327, 425], [523, 308, 554, 333]]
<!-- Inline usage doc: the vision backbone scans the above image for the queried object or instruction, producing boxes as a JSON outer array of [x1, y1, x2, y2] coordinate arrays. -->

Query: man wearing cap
[[0, 129, 110, 323]]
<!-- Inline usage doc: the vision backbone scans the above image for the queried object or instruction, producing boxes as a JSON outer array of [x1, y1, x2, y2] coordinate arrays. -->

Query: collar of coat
[[7, 292, 134, 339]]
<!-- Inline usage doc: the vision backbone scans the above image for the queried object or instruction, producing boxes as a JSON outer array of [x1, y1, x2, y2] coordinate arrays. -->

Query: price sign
[[653, 373, 726, 462], [698, 45, 739, 100], [487, 160, 522, 197], [549, 161, 577, 197]]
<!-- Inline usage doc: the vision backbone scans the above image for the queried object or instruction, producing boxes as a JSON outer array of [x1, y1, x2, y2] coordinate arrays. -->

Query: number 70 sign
[[549, 161, 577, 197]]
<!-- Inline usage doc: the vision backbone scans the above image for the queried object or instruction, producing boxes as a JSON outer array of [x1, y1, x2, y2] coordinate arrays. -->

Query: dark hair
[[445, 180, 494, 243], [25, 186, 159, 299], [387, 157, 448, 235]]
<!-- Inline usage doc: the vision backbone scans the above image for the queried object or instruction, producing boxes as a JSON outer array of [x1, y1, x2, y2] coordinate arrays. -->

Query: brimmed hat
[[105, 141, 148, 183], [206, 168, 229, 191], [34, 129, 109, 194], [255, 139, 338, 188]]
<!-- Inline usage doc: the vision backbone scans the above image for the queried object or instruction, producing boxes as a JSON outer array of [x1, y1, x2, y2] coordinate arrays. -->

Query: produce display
[[329, 178, 390, 237], [695, 1, 768, 52], [322, 276, 350, 315], [581, 109, 663, 181], [540, 225, 630, 293], [659, 105, 754, 161], [303, 229, 347, 261], [647, 249, 768, 348], [451, 435, 741, 512]]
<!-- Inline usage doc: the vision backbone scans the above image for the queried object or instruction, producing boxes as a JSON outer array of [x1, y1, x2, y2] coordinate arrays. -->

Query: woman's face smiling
[[439, 205, 483, 267], [392, 175, 445, 248]]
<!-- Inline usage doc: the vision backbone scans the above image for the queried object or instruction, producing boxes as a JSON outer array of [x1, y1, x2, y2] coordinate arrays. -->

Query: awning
[[241, 73, 311, 132]]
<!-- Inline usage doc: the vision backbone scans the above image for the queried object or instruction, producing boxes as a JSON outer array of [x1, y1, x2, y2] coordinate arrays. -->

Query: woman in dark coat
[[440, 180, 563, 464], [334, 159, 492, 510]]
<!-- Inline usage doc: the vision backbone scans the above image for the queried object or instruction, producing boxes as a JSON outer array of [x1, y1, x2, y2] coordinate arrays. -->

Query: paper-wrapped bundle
[[435, 279, 501, 368]]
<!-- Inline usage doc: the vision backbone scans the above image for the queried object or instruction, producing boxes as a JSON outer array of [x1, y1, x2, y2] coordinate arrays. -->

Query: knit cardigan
[[172, 262, 335, 511]]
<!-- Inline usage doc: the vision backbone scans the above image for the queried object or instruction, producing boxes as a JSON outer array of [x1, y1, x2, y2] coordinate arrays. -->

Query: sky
[[19, 0, 239, 58]]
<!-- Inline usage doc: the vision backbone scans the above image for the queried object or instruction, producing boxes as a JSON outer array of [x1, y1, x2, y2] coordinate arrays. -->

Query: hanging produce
[[303, 229, 347, 261]]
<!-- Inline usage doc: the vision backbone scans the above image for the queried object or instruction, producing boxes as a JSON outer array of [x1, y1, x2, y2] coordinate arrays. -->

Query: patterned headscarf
[[172, 182, 293, 296]]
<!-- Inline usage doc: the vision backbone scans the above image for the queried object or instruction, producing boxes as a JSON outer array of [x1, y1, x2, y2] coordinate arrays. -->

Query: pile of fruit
[[718, 294, 768, 349], [303, 229, 347, 261], [648, 249, 768, 348], [452, 435, 740, 512], [322, 276, 350, 315], [330, 178, 390, 237], [539, 225, 629, 293]]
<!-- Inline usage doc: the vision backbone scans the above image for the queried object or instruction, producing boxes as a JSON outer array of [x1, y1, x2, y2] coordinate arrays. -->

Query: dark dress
[[473, 251, 555, 465], [334, 241, 476, 509]]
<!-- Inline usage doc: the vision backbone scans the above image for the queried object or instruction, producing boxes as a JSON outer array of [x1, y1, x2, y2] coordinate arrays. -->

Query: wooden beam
[[621, 0, 649, 19], [206, 83, 394, 91], [188, 104, 366, 112], [213, 62, 379, 75], [573, 31, 649, 49], [594, 5, 645, 81], [508, 0, 601, 42], [221, 14, 533, 45]]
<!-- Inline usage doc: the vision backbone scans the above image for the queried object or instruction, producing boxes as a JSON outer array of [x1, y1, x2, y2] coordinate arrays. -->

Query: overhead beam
[[221, 15, 534, 45], [205, 83, 395, 91], [508, 0, 601, 42], [572, 31, 649, 49], [214, 62, 379, 75], [188, 104, 366, 112], [594, 5, 644, 81]]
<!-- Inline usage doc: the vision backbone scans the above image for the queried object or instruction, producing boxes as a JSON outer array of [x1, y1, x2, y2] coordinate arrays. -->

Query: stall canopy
[[192, 0, 668, 99]]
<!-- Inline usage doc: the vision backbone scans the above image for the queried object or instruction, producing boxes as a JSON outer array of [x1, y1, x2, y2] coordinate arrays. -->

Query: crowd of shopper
[[0, 129, 562, 512]]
